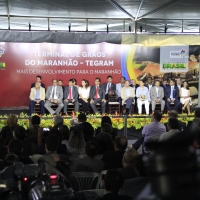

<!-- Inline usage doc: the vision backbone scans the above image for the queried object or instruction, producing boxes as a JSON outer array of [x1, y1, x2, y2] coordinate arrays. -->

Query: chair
[[72, 172, 101, 191], [95, 103, 102, 113], [66, 103, 76, 115], [76, 189, 104, 200], [34, 103, 40, 114], [79, 103, 90, 114], [108, 92, 120, 114]]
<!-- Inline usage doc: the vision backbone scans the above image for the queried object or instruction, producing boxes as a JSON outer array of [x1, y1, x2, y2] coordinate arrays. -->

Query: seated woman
[[136, 80, 151, 115], [78, 79, 90, 114], [179, 81, 192, 114], [121, 80, 135, 115]]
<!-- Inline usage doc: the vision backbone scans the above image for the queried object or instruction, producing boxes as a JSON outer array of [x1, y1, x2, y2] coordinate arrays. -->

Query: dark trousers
[[166, 99, 180, 111], [79, 98, 89, 113], [90, 98, 106, 113], [117, 97, 122, 105], [125, 98, 134, 114], [29, 100, 45, 115]]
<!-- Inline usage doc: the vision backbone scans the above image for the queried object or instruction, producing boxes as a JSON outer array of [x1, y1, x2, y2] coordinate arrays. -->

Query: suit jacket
[[103, 83, 116, 93], [31, 83, 45, 88], [63, 86, 78, 100], [159, 129, 180, 141], [150, 86, 164, 101], [45, 85, 63, 101], [102, 150, 125, 170], [89, 85, 105, 100], [121, 87, 135, 105], [29, 87, 45, 101], [145, 84, 154, 90], [165, 85, 179, 100]]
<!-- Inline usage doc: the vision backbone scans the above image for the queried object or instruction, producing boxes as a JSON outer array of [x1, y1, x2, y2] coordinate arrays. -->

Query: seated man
[[44, 79, 64, 115], [31, 75, 45, 88], [165, 79, 180, 111], [145, 77, 154, 91], [63, 79, 79, 115], [121, 80, 135, 115], [103, 75, 116, 100], [29, 82, 45, 115], [116, 76, 125, 105], [150, 80, 165, 113], [90, 78, 106, 114], [70, 140, 105, 173]]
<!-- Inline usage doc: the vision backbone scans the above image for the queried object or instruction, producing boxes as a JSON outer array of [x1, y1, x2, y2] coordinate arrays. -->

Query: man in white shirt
[[145, 77, 154, 91], [44, 79, 64, 115], [116, 76, 126, 105], [176, 77, 182, 90]]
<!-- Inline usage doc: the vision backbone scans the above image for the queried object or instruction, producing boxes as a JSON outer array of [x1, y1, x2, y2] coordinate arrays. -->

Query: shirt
[[116, 83, 124, 97], [67, 86, 73, 99], [78, 87, 90, 99], [50, 86, 58, 100], [148, 84, 152, 91], [142, 122, 166, 152], [156, 87, 159, 98], [126, 88, 130, 97], [106, 83, 111, 94], [170, 86, 174, 99], [35, 89, 40, 100], [136, 87, 151, 101]]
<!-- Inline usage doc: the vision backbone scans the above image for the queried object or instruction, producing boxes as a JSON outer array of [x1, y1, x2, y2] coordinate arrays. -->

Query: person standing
[[136, 80, 151, 115], [29, 82, 45, 115], [180, 81, 191, 114], [63, 79, 79, 115], [150, 80, 165, 113], [121, 80, 135, 115], [79, 79, 90, 114], [31, 75, 45, 88], [90, 78, 106, 114], [44, 79, 64, 115], [165, 79, 180, 111]]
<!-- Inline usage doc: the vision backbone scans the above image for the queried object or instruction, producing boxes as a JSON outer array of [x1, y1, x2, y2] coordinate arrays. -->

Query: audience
[[70, 113, 87, 132], [102, 135, 127, 170], [81, 122, 94, 142], [4, 153, 20, 167], [6, 114, 18, 131], [118, 148, 139, 181], [8, 139, 23, 156], [70, 140, 105, 173]]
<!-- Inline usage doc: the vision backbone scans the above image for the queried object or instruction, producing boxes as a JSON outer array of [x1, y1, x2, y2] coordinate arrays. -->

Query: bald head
[[123, 149, 139, 167]]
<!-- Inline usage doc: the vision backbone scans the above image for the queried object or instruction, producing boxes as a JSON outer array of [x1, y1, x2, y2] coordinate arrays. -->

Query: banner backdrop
[[0, 42, 123, 107], [0, 42, 199, 108]]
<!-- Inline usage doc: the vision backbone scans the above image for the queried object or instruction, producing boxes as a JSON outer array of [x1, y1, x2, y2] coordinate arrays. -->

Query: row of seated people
[[29, 75, 192, 116], [1, 111, 200, 199]]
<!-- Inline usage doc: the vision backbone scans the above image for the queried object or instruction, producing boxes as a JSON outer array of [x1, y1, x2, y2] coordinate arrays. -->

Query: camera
[[0, 162, 75, 200], [43, 128, 50, 132]]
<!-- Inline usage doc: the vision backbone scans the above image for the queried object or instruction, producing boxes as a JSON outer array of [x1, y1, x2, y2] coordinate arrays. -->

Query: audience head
[[152, 111, 162, 122], [170, 79, 175, 86], [131, 79, 136, 86], [0, 126, 13, 145], [36, 75, 42, 83], [52, 79, 57, 86], [104, 169, 123, 193], [31, 115, 40, 126], [49, 128, 62, 143], [45, 134, 60, 153], [183, 81, 189, 89], [125, 80, 130, 87], [35, 82, 40, 89], [147, 77, 152, 84], [101, 116, 112, 126], [4, 153, 19, 167], [155, 80, 160, 87], [168, 110, 178, 119], [72, 78, 77, 86], [78, 113, 87, 123], [69, 130, 85, 149], [58, 79, 63, 86], [162, 79, 167, 86], [14, 126, 27, 141], [107, 76, 113, 83], [95, 77, 101, 85], [101, 123, 113, 135], [54, 115, 63, 126], [122, 148, 139, 167], [167, 118, 179, 130], [114, 136, 127, 151], [68, 79, 73, 86], [81, 79, 89, 88], [58, 125, 70, 141], [8, 139, 23, 156], [195, 108, 200, 118], [120, 76, 125, 84], [84, 140, 98, 158], [81, 122, 94, 142], [7, 114, 18, 130], [139, 79, 145, 87], [176, 77, 181, 85]]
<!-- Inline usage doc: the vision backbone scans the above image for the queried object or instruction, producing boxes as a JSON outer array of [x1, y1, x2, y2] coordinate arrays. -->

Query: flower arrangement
[[0, 112, 195, 130]]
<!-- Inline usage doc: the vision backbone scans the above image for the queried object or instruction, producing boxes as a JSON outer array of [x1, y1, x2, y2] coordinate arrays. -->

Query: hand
[[102, 99, 106, 103], [72, 99, 75, 103], [54, 99, 58, 103], [50, 99, 54, 103], [167, 98, 171, 102], [108, 91, 112, 95], [36, 100, 40, 103], [64, 99, 68, 102], [156, 99, 160, 103], [84, 98, 88, 103], [172, 99, 175, 103], [90, 99, 94, 104]]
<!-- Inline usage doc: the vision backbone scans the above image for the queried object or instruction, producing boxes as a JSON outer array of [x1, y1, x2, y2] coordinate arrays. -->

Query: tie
[[69, 87, 73, 99], [95, 86, 99, 100], [108, 83, 111, 92], [157, 88, 158, 97], [171, 86, 174, 99], [52, 87, 55, 100]]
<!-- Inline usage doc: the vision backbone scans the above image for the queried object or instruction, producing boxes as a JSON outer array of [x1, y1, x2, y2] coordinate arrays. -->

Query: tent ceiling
[[0, 0, 200, 32]]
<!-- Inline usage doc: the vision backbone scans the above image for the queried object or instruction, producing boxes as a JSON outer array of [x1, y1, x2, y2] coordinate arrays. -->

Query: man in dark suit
[[90, 77, 106, 114], [145, 77, 154, 91], [63, 79, 79, 115], [103, 75, 116, 100], [165, 79, 180, 111], [31, 75, 45, 88], [102, 135, 127, 170], [70, 140, 105, 173]]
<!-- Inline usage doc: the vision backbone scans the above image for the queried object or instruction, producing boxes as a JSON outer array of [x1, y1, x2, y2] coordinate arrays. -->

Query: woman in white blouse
[[179, 81, 191, 114], [78, 79, 90, 114]]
